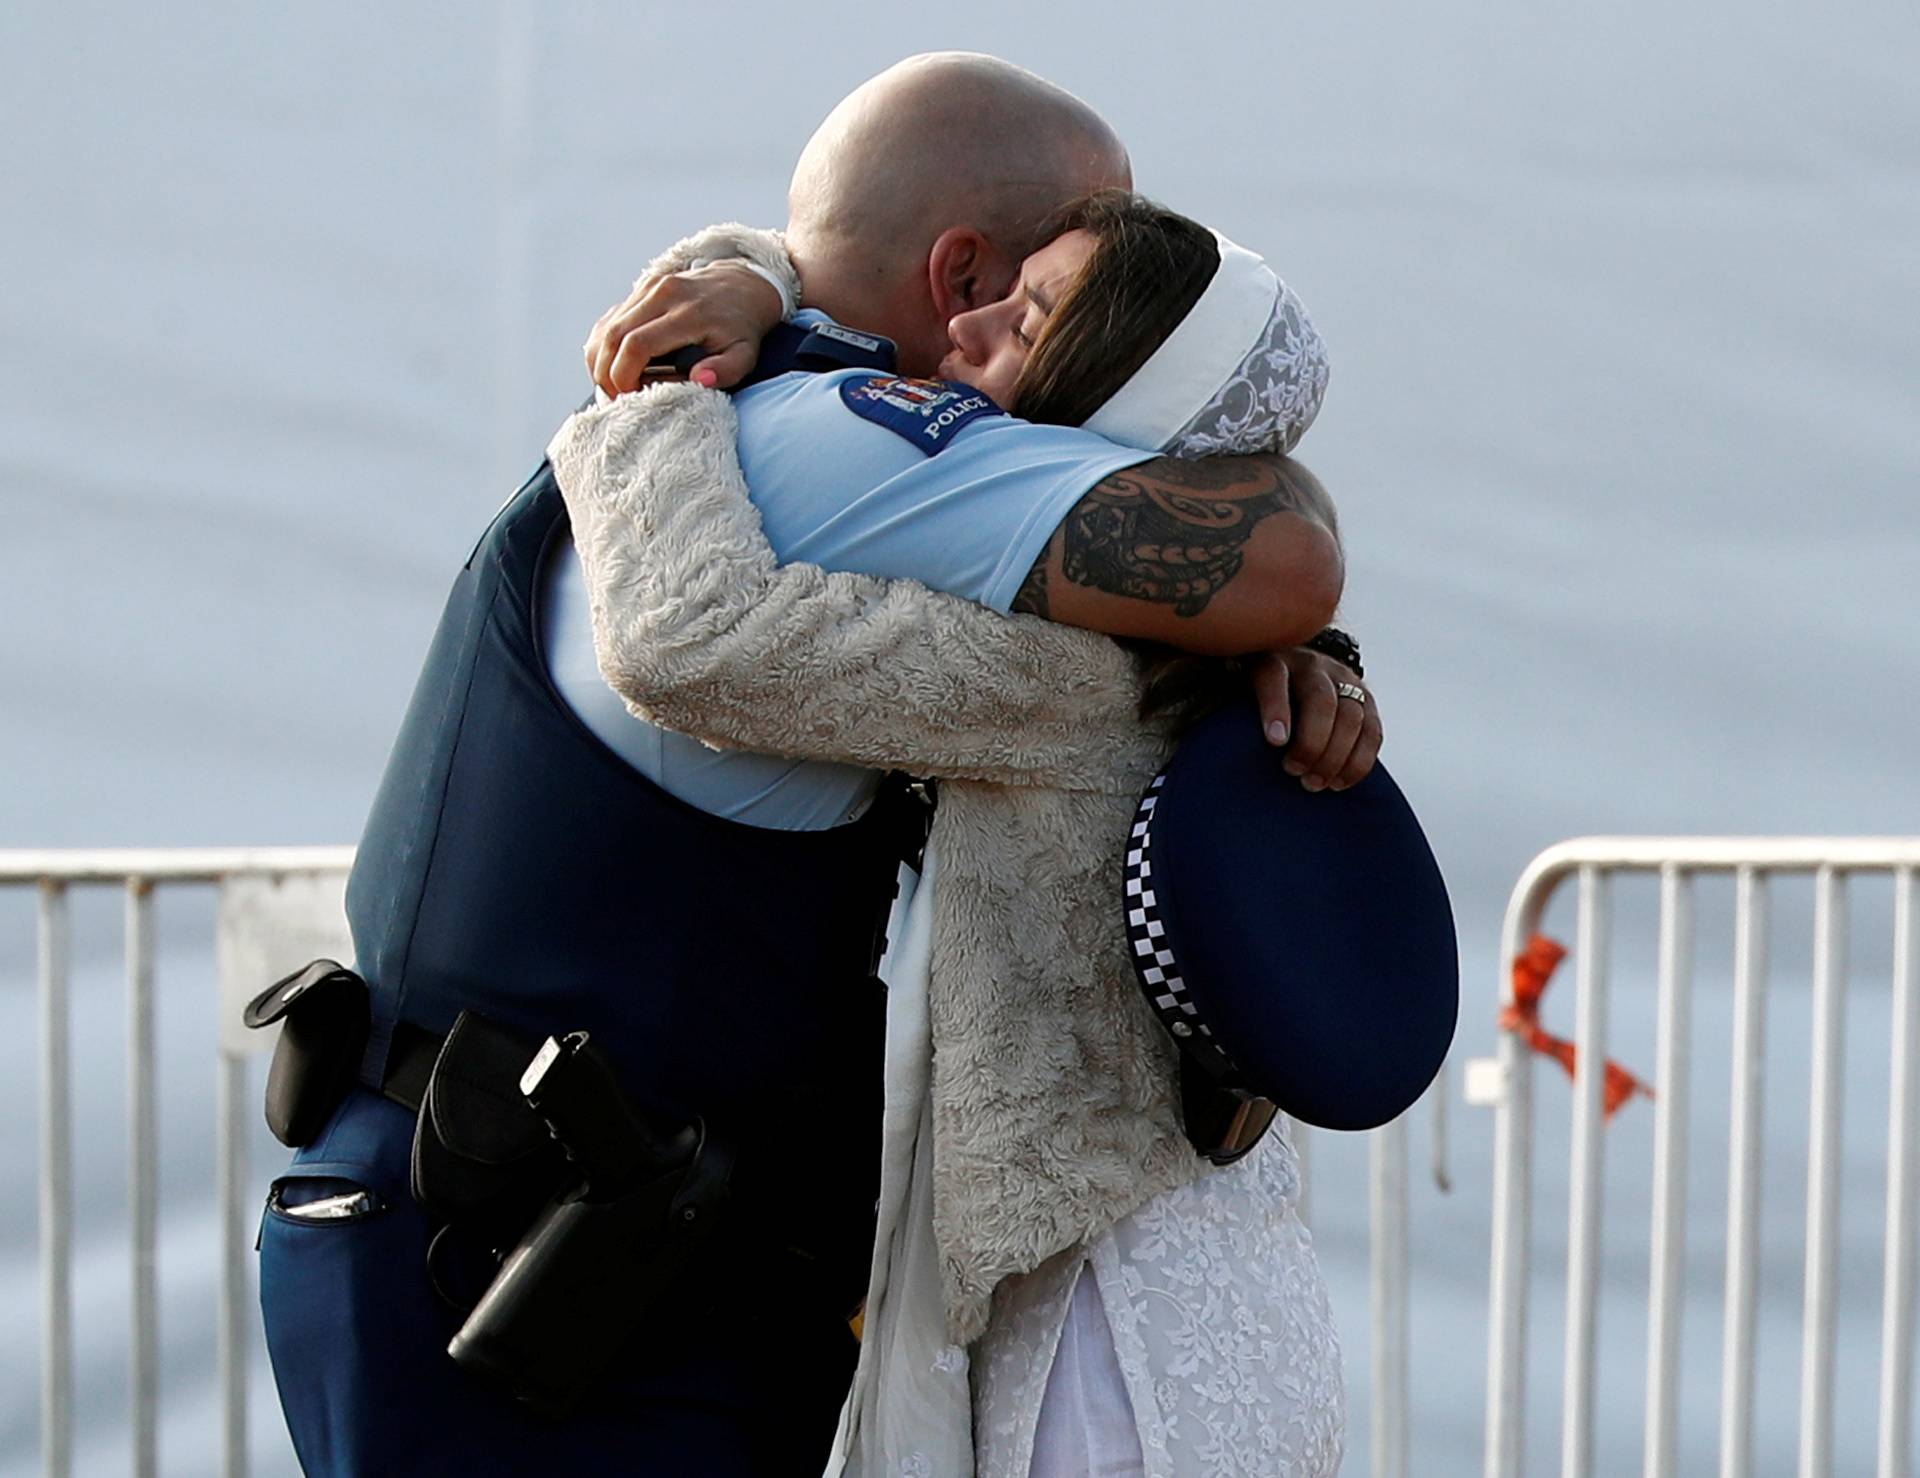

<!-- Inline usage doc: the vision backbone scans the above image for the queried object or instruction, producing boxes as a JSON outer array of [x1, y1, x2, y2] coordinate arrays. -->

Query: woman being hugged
[[553, 190, 1355, 1475]]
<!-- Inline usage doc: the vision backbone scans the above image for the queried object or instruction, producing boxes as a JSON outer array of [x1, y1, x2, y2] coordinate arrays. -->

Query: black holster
[[410, 1012, 571, 1254], [444, 1030, 733, 1414], [244, 961, 370, 1148]]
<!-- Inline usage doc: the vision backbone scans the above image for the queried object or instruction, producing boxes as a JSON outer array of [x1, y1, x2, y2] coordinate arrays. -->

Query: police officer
[[258, 54, 1366, 1476]]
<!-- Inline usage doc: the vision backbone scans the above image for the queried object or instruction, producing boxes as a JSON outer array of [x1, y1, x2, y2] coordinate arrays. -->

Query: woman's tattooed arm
[[1013, 455, 1338, 621]]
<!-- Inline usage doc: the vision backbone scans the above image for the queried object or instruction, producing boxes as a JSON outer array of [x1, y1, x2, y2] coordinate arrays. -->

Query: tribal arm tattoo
[[1012, 455, 1334, 620]]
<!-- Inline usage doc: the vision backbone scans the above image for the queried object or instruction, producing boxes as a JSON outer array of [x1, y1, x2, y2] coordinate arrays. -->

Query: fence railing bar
[[39, 881, 74, 1478], [217, 1050, 250, 1478], [1720, 867, 1769, 1478], [1518, 838, 1920, 873], [1485, 865, 1551, 1478], [1880, 866, 1918, 1478], [127, 879, 160, 1478], [1561, 867, 1610, 1478], [0, 847, 357, 885], [1372, 1117, 1410, 1478], [1798, 868, 1847, 1478], [1644, 865, 1694, 1478]]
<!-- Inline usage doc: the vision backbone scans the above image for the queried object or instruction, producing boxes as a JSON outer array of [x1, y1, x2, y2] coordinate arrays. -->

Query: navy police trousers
[[259, 1090, 858, 1476]]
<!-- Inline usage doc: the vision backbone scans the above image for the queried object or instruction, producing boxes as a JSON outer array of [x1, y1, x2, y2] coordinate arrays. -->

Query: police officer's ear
[[926, 227, 1016, 321]]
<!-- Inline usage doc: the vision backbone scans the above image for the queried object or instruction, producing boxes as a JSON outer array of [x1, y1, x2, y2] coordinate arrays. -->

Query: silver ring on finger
[[1334, 681, 1368, 705]]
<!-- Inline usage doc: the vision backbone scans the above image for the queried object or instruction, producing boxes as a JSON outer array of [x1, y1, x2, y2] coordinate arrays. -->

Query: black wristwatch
[[1302, 626, 1363, 679]]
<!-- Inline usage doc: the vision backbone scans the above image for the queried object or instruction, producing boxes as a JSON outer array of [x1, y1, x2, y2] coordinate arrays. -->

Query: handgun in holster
[[445, 1029, 735, 1414]]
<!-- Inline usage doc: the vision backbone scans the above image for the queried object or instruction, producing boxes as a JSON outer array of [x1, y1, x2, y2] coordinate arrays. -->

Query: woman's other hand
[[585, 260, 786, 397], [1253, 647, 1381, 792]]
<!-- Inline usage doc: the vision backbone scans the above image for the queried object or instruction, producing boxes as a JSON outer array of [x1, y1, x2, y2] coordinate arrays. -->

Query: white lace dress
[[972, 1125, 1346, 1478]]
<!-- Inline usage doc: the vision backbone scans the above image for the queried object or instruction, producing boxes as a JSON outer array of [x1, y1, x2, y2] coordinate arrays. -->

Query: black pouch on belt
[[410, 1011, 570, 1252], [243, 960, 371, 1148]]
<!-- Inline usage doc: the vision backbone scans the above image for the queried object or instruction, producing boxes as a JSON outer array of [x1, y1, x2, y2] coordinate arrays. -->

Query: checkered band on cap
[[1124, 771, 1245, 1088]]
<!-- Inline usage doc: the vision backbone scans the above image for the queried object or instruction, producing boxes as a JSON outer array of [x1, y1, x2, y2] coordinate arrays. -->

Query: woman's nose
[[948, 306, 991, 365]]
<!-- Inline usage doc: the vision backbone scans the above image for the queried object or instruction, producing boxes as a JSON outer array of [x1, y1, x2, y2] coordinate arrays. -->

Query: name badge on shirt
[[838, 376, 1005, 456]]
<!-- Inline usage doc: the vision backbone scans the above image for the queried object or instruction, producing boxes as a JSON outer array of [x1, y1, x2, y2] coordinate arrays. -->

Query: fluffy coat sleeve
[[547, 383, 1165, 794]]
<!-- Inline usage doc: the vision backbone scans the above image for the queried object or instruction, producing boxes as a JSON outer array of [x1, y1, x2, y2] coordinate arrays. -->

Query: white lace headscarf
[[1081, 231, 1328, 460]]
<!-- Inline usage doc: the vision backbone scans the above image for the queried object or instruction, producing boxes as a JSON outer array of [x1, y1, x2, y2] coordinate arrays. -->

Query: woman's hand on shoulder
[[1252, 648, 1381, 792], [585, 260, 785, 397]]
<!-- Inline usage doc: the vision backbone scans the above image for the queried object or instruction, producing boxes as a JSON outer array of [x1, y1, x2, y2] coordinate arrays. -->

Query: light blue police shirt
[[539, 323, 1154, 829]]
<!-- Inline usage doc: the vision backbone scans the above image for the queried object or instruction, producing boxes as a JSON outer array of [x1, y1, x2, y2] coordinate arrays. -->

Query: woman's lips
[[938, 351, 980, 387]]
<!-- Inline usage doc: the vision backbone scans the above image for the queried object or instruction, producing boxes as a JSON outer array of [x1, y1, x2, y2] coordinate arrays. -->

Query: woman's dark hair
[[1011, 190, 1220, 429]]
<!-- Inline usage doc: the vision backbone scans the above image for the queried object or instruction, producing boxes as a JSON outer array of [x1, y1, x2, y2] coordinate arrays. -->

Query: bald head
[[790, 53, 1128, 260], [785, 53, 1131, 372]]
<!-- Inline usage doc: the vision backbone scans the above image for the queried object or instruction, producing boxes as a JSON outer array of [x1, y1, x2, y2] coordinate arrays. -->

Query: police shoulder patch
[[838, 376, 1005, 456]]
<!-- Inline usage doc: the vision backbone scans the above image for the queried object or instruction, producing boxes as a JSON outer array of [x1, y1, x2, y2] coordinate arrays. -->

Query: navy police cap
[[1125, 699, 1458, 1136]]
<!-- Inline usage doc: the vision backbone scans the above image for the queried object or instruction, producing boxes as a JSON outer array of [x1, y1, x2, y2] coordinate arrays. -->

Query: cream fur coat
[[549, 230, 1206, 1344]]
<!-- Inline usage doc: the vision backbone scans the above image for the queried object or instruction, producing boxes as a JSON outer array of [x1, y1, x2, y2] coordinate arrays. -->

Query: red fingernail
[[692, 368, 718, 388]]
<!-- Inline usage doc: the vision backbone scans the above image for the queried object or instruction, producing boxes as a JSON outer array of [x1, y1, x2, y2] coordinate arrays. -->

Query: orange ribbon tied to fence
[[1500, 934, 1654, 1118]]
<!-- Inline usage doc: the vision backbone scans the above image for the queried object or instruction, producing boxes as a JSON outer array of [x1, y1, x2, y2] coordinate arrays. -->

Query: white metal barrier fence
[[2, 847, 1444, 1478], [4, 849, 355, 1478], [1466, 838, 1920, 1478]]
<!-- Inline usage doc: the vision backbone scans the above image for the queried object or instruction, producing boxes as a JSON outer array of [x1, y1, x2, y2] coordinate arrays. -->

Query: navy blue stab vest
[[345, 326, 904, 1282]]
